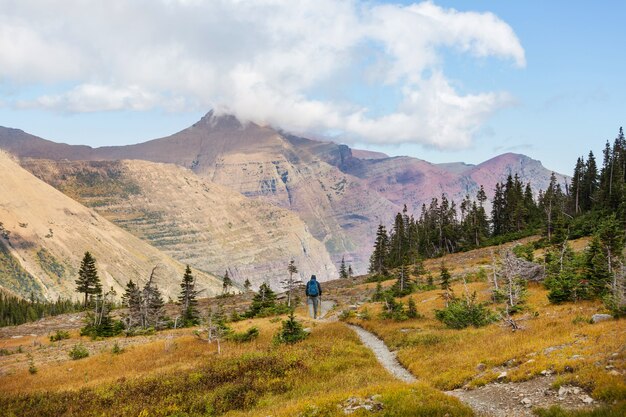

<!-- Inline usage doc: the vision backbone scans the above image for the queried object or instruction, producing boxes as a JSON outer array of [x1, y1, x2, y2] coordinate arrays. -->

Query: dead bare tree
[[502, 251, 526, 311], [608, 262, 626, 314], [280, 260, 303, 308], [489, 248, 544, 331], [490, 250, 501, 302], [195, 307, 229, 354]]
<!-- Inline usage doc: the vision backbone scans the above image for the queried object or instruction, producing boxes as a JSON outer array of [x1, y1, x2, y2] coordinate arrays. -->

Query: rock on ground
[[446, 376, 598, 417]]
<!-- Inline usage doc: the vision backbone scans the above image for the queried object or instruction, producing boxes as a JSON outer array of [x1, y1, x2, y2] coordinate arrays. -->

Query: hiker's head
[[310, 275, 317, 281]]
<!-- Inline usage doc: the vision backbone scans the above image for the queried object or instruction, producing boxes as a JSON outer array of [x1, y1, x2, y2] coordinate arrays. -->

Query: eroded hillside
[[0, 152, 223, 300], [21, 158, 337, 288]]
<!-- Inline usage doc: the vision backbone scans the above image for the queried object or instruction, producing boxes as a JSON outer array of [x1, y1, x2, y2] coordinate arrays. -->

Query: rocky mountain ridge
[[0, 112, 568, 277]]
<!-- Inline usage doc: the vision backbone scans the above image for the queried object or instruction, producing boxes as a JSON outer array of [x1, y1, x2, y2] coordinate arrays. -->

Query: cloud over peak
[[0, 0, 525, 149]]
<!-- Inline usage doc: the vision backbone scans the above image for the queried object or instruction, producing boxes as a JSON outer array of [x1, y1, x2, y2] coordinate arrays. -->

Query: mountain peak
[[195, 110, 245, 130]]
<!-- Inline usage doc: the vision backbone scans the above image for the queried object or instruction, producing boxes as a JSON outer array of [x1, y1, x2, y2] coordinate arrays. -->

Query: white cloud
[[0, 0, 525, 149], [16, 84, 188, 113]]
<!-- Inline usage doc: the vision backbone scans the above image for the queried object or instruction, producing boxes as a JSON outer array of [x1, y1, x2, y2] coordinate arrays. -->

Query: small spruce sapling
[[407, 297, 420, 319], [274, 311, 308, 344]]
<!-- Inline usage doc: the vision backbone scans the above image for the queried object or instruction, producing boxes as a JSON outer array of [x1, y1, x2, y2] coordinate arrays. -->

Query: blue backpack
[[307, 280, 319, 296]]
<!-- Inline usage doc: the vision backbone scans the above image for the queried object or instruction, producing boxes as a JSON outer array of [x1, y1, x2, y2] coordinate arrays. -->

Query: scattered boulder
[[340, 396, 383, 414], [505, 359, 517, 367], [591, 314, 612, 323], [580, 395, 594, 404], [497, 371, 508, 381], [558, 386, 581, 398], [520, 397, 532, 407], [476, 363, 486, 372]]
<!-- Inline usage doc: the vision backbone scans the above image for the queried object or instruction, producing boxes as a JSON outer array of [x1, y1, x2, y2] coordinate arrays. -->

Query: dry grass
[[1, 235, 622, 416], [0, 314, 473, 416], [347, 282, 625, 401]]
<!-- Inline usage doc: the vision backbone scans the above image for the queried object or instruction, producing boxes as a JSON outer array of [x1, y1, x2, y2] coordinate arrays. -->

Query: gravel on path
[[347, 324, 416, 383]]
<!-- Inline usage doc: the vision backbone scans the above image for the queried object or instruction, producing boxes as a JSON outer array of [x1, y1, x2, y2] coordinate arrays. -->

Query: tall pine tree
[[75, 252, 101, 307], [369, 224, 389, 275], [222, 270, 232, 295], [179, 265, 199, 327], [339, 256, 348, 279]]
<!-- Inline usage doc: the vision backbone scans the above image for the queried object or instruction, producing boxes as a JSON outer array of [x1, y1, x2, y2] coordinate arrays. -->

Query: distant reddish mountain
[[0, 112, 568, 274]]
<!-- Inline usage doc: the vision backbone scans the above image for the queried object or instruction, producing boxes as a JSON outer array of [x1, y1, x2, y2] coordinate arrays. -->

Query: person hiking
[[305, 275, 322, 319]]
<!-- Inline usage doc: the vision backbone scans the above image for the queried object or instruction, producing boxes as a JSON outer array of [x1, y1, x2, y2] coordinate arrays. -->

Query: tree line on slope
[[368, 127, 626, 319], [0, 293, 82, 327]]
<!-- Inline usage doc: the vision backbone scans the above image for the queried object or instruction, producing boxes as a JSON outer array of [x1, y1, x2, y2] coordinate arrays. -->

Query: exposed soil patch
[[447, 376, 597, 417]]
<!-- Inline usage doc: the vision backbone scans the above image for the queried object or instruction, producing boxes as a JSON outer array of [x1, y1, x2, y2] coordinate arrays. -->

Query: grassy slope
[[1, 237, 624, 416], [341, 238, 625, 416], [0, 316, 472, 417], [347, 283, 625, 397]]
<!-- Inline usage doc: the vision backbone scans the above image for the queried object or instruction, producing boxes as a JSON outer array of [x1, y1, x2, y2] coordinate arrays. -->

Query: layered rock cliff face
[[22, 159, 337, 289], [0, 152, 223, 300]]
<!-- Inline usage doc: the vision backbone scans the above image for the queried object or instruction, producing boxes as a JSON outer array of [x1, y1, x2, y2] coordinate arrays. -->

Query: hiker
[[305, 274, 322, 319]]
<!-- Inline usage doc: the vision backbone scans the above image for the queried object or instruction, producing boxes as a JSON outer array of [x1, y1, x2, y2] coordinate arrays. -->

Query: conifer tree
[[369, 224, 389, 275], [388, 212, 408, 267], [539, 173, 567, 242], [393, 261, 411, 296], [122, 280, 142, 329], [222, 270, 232, 295], [440, 263, 453, 306], [243, 278, 251, 292], [570, 156, 586, 215], [407, 297, 419, 319], [348, 265, 354, 280], [491, 183, 505, 236], [143, 276, 165, 329], [247, 282, 277, 317], [179, 265, 199, 327], [339, 256, 348, 279], [584, 236, 611, 297], [582, 151, 598, 212], [75, 252, 102, 307], [597, 214, 625, 276], [282, 260, 301, 307], [440, 263, 451, 291]]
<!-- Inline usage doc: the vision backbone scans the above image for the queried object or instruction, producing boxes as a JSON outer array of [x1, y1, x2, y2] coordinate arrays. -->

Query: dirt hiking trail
[[347, 324, 417, 383]]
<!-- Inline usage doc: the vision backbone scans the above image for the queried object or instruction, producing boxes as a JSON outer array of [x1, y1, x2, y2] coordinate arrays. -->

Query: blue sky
[[0, 1, 624, 175], [404, 0, 626, 173]]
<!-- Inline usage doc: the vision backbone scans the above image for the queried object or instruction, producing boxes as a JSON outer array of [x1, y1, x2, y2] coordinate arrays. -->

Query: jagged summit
[[194, 110, 246, 130]]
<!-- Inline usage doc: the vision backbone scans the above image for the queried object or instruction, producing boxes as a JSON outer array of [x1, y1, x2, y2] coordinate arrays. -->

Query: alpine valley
[[0, 111, 566, 299]]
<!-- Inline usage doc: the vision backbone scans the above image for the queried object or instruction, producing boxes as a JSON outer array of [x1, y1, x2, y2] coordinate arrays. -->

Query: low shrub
[[69, 344, 89, 360], [274, 312, 308, 345], [435, 292, 497, 329], [27, 354, 37, 375], [407, 297, 422, 319], [358, 307, 371, 320], [379, 296, 408, 322], [226, 327, 259, 343], [49, 330, 70, 342], [338, 309, 356, 321], [111, 342, 124, 354], [124, 327, 156, 337], [80, 314, 124, 339]]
